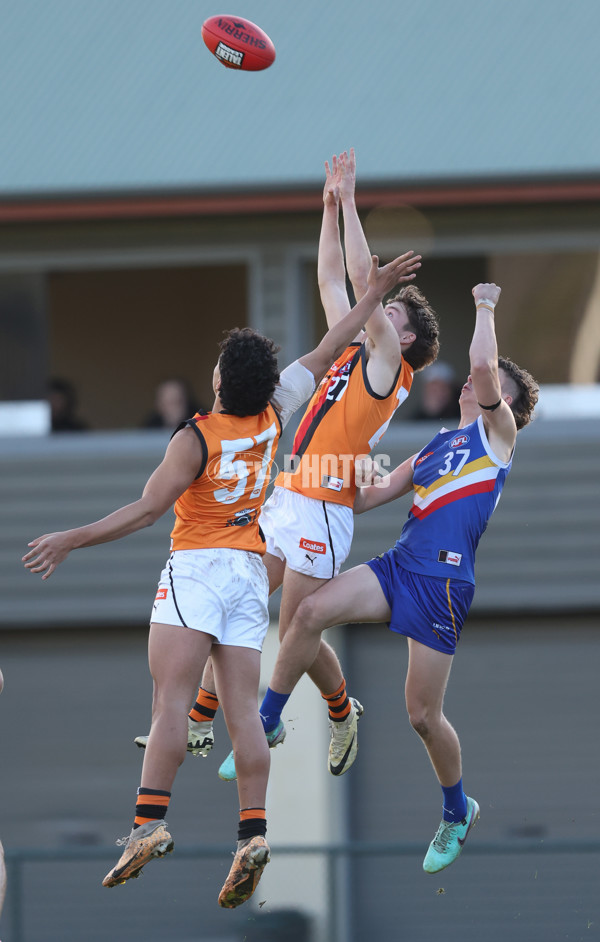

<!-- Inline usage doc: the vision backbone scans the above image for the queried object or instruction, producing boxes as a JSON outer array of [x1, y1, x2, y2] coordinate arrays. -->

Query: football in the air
[[201, 15, 276, 71]]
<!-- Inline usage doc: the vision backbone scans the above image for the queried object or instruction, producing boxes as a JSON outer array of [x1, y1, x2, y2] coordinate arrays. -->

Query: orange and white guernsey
[[275, 343, 413, 508], [171, 406, 282, 555]]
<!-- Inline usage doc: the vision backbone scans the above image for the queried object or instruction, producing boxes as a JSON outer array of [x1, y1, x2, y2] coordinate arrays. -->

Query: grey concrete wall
[[1, 616, 599, 941], [3, 418, 599, 632], [345, 616, 600, 942]]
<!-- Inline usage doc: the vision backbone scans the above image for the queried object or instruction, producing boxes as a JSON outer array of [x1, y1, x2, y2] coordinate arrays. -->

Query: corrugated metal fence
[[1, 417, 598, 627]]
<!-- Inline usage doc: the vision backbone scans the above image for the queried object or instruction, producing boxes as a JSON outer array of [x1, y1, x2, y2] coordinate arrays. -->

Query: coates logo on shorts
[[449, 434, 470, 448], [206, 452, 281, 498], [299, 538, 326, 555]]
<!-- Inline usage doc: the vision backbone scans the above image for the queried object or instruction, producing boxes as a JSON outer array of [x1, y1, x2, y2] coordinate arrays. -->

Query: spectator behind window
[[143, 378, 200, 430], [411, 361, 462, 423], [47, 377, 89, 432]]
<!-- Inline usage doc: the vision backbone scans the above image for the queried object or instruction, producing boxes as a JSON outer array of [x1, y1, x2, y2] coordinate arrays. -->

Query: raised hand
[[323, 154, 342, 206], [472, 283, 501, 308], [338, 148, 357, 203], [354, 455, 387, 488], [368, 251, 422, 298]]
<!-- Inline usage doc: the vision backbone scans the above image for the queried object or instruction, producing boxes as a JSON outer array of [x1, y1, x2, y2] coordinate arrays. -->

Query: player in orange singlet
[[185, 153, 440, 785], [23, 250, 419, 908]]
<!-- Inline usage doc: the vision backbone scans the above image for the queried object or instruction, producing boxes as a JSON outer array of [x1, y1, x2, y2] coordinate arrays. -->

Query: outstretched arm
[[338, 148, 372, 302], [353, 454, 416, 514], [299, 252, 420, 384], [339, 148, 421, 388], [470, 283, 517, 458], [22, 429, 203, 580], [317, 157, 351, 329]]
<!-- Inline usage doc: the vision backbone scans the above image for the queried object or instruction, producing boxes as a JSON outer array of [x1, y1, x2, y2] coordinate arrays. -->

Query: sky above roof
[[1, 0, 599, 196]]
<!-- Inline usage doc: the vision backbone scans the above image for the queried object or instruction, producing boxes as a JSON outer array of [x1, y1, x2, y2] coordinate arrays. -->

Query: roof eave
[[1, 174, 600, 224]]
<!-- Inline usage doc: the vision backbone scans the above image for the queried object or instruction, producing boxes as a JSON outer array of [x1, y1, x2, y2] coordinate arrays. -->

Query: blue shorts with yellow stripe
[[365, 547, 475, 655]]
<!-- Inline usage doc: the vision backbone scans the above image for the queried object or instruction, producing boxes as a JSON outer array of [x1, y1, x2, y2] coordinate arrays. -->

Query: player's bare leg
[[212, 644, 271, 908], [404, 640, 460, 786], [104, 623, 210, 888], [404, 638, 480, 873], [141, 624, 211, 786], [218, 563, 388, 781], [271, 565, 390, 692], [201, 551, 286, 695], [135, 553, 286, 757], [218, 562, 344, 772], [269, 564, 391, 775], [276, 567, 342, 692], [212, 645, 270, 808]]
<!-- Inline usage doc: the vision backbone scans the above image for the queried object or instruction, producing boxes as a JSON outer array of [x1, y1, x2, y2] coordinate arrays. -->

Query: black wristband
[[478, 398, 502, 411]]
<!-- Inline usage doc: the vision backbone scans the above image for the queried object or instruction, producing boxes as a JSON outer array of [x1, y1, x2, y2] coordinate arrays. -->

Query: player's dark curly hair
[[385, 285, 440, 372], [498, 356, 539, 430], [218, 327, 280, 416]]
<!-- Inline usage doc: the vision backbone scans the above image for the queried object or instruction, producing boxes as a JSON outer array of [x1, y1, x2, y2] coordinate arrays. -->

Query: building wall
[[2, 414, 597, 631], [490, 251, 600, 383], [344, 616, 600, 942], [47, 263, 248, 428], [2, 201, 600, 430], [1, 617, 599, 942]]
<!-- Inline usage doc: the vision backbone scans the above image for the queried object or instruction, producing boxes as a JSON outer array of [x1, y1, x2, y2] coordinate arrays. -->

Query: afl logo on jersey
[[450, 434, 470, 448]]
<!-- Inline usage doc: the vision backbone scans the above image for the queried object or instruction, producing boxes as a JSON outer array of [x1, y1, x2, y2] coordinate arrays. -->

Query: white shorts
[[151, 548, 270, 651], [260, 487, 354, 579]]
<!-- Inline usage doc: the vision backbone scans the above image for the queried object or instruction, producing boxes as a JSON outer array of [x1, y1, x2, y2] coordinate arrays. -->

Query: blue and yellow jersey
[[394, 415, 512, 584]]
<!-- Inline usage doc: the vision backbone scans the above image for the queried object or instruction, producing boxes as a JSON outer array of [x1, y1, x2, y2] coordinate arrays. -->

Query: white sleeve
[[271, 360, 316, 429]]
